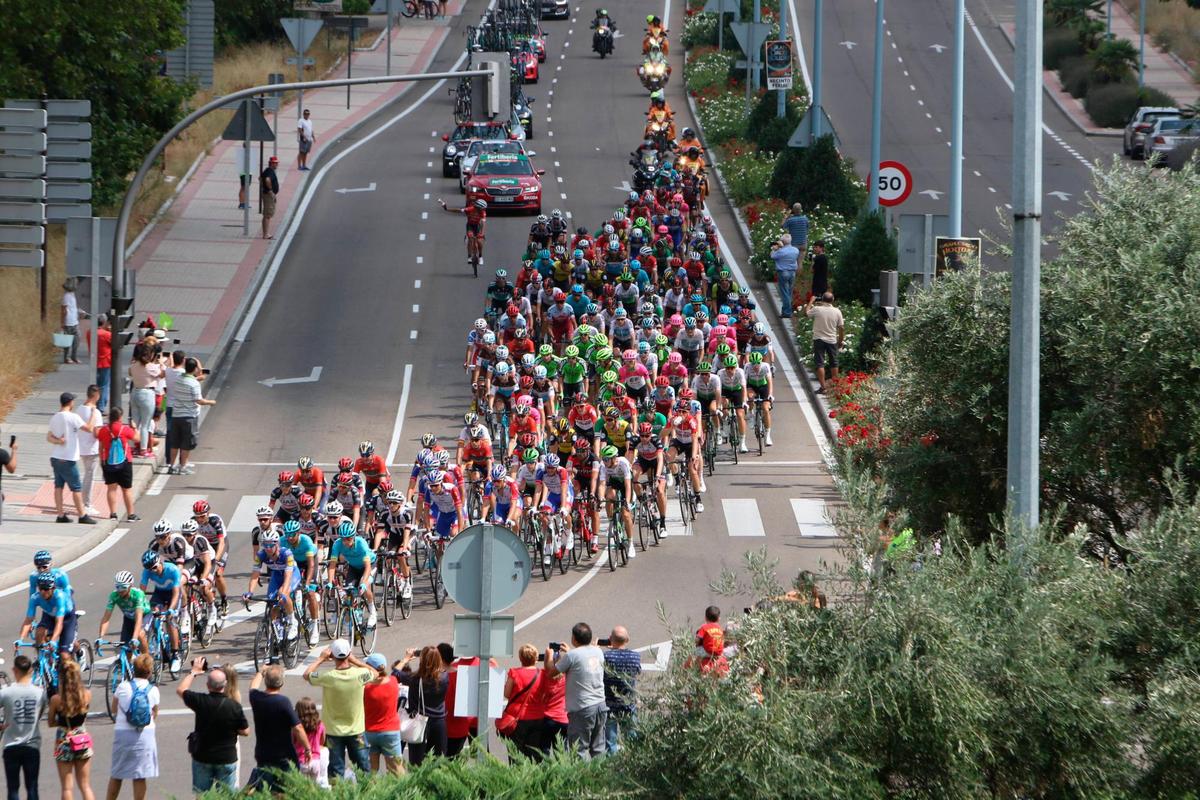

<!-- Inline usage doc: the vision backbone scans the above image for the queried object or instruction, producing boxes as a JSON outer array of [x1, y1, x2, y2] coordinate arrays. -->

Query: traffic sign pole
[[812, 0, 823, 139], [868, 0, 885, 211], [949, 0, 965, 237], [776, 0, 787, 118]]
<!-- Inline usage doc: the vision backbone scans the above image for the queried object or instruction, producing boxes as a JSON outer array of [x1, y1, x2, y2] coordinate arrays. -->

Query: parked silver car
[[1124, 106, 1180, 159], [1144, 117, 1200, 165]]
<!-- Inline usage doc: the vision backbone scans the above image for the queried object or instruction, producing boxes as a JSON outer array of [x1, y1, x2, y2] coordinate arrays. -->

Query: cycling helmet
[[192, 500, 211, 516], [181, 519, 199, 535], [612, 384, 627, 396], [565, 345, 580, 357], [152, 519, 172, 536], [699, 361, 713, 373], [696, 309, 709, 320], [469, 425, 487, 439], [629, 191, 639, 202], [379, 479, 394, 493], [255, 506, 273, 519], [614, 210, 626, 222], [297, 455, 314, 470], [278, 470, 296, 484], [537, 214, 549, 224], [684, 315, 697, 327], [521, 353, 535, 368], [490, 463, 508, 481], [496, 345, 510, 361], [141, 550, 161, 569], [544, 453, 561, 468], [573, 394, 588, 405], [537, 251, 550, 261], [668, 352, 682, 364], [474, 199, 487, 209], [337, 521, 357, 538], [597, 347, 614, 362], [337, 472, 355, 486], [655, 375, 670, 387], [36, 572, 56, 590], [552, 208, 564, 219], [638, 341, 651, 353], [640, 318, 654, 329], [338, 457, 355, 472], [572, 249, 584, 260], [716, 314, 729, 326], [506, 304, 519, 318], [716, 343, 732, 356], [299, 493, 315, 509], [640, 246, 654, 257], [282, 520, 301, 536], [436, 450, 451, 467], [605, 407, 620, 420], [261, 530, 281, 546], [722, 354, 738, 368], [748, 352, 764, 364], [495, 268, 508, 279], [474, 318, 488, 331], [483, 332, 497, 345], [622, 349, 636, 360], [515, 403, 531, 417], [657, 224, 668, 234], [33, 550, 52, 567], [538, 344, 554, 358], [574, 437, 591, 451], [600, 445, 618, 460], [114, 571, 134, 589], [680, 387, 695, 399], [638, 422, 653, 436], [586, 303, 599, 315], [614, 307, 628, 319], [464, 411, 479, 425], [656, 334, 669, 346], [517, 432, 537, 448], [521, 448, 540, 464], [325, 500, 344, 516], [417, 448, 434, 467], [359, 441, 375, 457], [533, 365, 548, 380], [495, 362, 512, 376], [601, 370, 618, 384], [386, 489, 405, 504], [519, 376, 535, 392], [608, 240, 620, 252]]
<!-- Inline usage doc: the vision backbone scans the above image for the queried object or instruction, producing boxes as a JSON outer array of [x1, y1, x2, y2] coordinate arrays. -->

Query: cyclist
[[179, 519, 216, 610], [354, 441, 390, 504], [364, 477, 394, 534], [335, 455, 365, 495], [599, 445, 635, 557], [530, 366, 558, 419], [97, 571, 149, 655], [567, 437, 602, 554], [147, 518, 187, 566], [328, 521, 378, 628], [691, 360, 722, 425], [484, 462, 522, 530], [536, 453, 574, 566], [28, 550, 74, 620], [745, 351, 774, 446], [251, 506, 275, 549], [461, 425, 494, 485], [718, 354, 749, 452], [329, 472, 363, 531], [629, 421, 667, 527], [664, 410, 705, 510], [17, 571, 75, 657], [568, 393, 600, 449], [138, 550, 182, 673], [318, 500, 344, 554], [559, 345, 589, 405], [485, 269, 514, 319], [651, 375, 677, 418], [282, 519, 321, 646], [244, 529, 300, 642], [744, 322, 775, 366], [270, 470, 303, 522], [427, 469, 466, 543], [618, 349, 651, 402], [601, 407, 631, 454], [192, 500, 231, 616], [439, 197, 487, 266], [373, 490, 414, 607], [508, 403, 541, 458], [295, 492, 321, 541], [295, 456, 326, 509], [456, 412, 492, 457]]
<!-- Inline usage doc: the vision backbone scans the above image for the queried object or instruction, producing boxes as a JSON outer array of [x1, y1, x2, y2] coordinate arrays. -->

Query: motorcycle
[[629, 148, 661, 192], [643, 31, 669, 56], [592, 17, 615, 57], [638, 49, 671, 92], [513, 91, 535, 138], [643, 119, 675, 151]]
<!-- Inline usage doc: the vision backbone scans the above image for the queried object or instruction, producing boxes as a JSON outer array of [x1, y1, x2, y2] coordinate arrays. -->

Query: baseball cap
[[365, 652, 387, 671], [331, 639, 351, 659], [59, 392, 75, 406]]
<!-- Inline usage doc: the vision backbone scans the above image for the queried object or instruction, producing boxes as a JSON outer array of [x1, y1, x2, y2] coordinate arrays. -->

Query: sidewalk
[[0, 8, 463, 589]]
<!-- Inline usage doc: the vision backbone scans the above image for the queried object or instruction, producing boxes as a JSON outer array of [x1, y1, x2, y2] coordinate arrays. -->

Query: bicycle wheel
[[614, 518, 629, 567], [535, 521, 550, 581], [606, 518, 619, 571], [197, 601, 214, 648], [432, 564, 446, 610], [104, 659, 127, 721], [381, 570, 395, 627], [402, 0, 419, 17], [634, 496, 648, 552], [150, 632, 164, 685], [411, 535, 426, 575], [253, 615, 273, 671], [468, 488, 482, 524], [649, 497, 663, 545], [398, 575, 413, 620], [322, 587, 339, 639], [571, 508, 587, 562], [74, 639, 95, 688], [755, 406, 765, 456], [553, 518, 569, 575], [356, 605, 378, 655], [728, 416, 740, 465], [282, 619, 301, 669], [428, 549, 440, 599]]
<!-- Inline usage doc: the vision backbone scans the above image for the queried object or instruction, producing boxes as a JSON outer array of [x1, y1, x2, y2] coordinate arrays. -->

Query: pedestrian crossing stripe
[[229, 495, 272, 532], [722, 498, 766, 536], [161, 494, 208, 527], [791, 499, 838, 537]]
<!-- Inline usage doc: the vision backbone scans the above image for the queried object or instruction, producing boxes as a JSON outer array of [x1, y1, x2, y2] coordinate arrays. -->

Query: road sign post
[[874, 160, 912, 207], [281, 18, 325, 121], [868, 0, 885, 211], [812, 0, 824, 138], [442, 523, 531, 759], [269, 73, 286, 157]]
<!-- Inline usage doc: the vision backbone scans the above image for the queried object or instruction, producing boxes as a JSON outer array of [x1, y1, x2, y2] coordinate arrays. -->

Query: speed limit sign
[[876, 160, 912, 207]]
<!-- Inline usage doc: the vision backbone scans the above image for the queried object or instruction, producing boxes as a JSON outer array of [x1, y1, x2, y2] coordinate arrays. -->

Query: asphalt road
[[791, 0, 1118, 245], [1, 0, 838, 792]]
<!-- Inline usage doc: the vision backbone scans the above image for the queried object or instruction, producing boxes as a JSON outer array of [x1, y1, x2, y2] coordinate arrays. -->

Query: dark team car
[[540, 0, 568, 19], [441, 121, 510, 177]]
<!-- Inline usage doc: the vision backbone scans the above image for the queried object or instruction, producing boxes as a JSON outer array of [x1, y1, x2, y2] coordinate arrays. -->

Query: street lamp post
[[867, 0, 885, 211], [812, 0, 823, 138], [949, 0, 964, 237]]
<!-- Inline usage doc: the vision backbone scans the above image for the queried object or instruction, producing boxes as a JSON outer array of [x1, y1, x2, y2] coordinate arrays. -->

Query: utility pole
[[386, 0, 393, 76], [812, 0, 823, 138], [1007, 0, 1043, 552], [776, 0, 787, 118], [1138, 0, 1145, 87], [867, 0, 885, 211], [949, 0, 964, 236]]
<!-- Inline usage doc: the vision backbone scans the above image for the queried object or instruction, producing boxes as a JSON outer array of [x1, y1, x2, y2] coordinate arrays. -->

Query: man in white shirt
[[47, 392, 97, 524], [77, 385, 104, 517], [296, 109, 314, 171]]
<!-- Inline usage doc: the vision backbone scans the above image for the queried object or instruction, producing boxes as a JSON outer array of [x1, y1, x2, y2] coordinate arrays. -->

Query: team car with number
[[463, 153, 544, 214], [459, 139, 528, 192], [441, 121, 511, 177]]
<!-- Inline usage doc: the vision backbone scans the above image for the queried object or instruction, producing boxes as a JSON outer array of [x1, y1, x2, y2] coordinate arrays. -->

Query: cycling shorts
[[37, 608, 77, 651], [150, 588, 175, 609], [722, 387, 746, 408], [435, 508, 459, 538], [671, 440, 694, 457], [541, 485, 574, 513], [120, 615, 150, 644], [346, 563, 367, 587], [386, 529, 409, 552], [493, 502, 513, 523], [266, 570, 301, 601], [748, 384, 769, 400], [606, 479, 628, 501], [636, 457, 661, 478], [274, 507, 299, 523], [561, 382, 584, 402], [494, 385, 515, 398], [467, 221, 484, 237]]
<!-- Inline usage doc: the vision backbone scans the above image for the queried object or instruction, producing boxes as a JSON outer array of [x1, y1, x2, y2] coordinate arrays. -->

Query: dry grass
[[0, 33, 351, 418], [1120, 0, 1200, 71]]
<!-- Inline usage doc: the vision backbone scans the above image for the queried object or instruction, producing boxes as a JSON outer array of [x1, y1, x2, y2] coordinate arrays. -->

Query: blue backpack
[[125, 681, 152, 728], [105, 424, 127, 467]]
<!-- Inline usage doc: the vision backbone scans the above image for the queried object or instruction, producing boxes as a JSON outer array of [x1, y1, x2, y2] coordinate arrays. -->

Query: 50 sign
[[875, 160, 912, 207]]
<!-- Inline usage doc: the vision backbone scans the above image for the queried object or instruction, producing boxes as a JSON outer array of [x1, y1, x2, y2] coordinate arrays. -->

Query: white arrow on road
[[259, 366, 323, 388], [1047, 190, 1072, 201], [612, 30, 625, 38], [919, 189, 944, 199], [335, 182, 377, 195], [840, 40, 857, 49], [614, 179, 632, 193], [930, 43, 947, 53]]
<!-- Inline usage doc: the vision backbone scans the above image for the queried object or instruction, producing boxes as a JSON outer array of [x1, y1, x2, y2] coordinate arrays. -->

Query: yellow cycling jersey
[[602, 419, 631, 449]]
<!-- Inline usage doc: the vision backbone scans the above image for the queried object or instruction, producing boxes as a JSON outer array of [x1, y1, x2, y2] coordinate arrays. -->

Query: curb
[[683, 91, 840, 448]]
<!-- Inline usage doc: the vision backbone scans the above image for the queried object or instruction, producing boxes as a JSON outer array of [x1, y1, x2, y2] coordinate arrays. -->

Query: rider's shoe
[[589, 542, 599, 555], [367, 608, 378, 628], [286, 615, 299, 641], [695, 500, 705, 514], [218, 596, 228, 617], [666, 472, 674, 487], [170, 655, 181, 673], [739, 441, 748, 453], [306, 621, 319, 647], [765, 429, 773, 446], [400, 579, 413, 599], [542, 554, 552, 566]]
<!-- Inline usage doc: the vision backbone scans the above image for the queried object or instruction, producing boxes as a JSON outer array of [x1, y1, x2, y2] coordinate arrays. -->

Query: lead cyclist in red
[[440, 197, 488, 275]]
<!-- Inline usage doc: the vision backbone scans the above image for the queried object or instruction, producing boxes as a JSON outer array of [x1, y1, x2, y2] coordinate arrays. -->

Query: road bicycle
[[570, 491, 597, 560], [378, 548, 414, 624], [12, 641, 59, 690], [750, 397, 769, 456], [451, 78, 473, 124], [723, 405, 742, 465], [95, 639, 139, 721], [145, 609, 178, 682], [329, 583, 378, 656], [520, 509, 551, 581], [182, 577, 218, 650], [606, 501, 630, 571], [465, 478, 487, 524], [702, 412, 718, 476], [634, 477, 663, 549], [246, 593, 301, 671], [421, 531, 449, 608], [399, 0, 420, 18], [538, 507, 573, 575], [669, 458, 697, 530]]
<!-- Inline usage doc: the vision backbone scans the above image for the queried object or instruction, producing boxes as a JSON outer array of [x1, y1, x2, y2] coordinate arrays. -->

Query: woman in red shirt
[[362, 653, 404, 776], [502, 644, 545, 760], [96, 407, 140, 521], [537, 646, 568, 757]]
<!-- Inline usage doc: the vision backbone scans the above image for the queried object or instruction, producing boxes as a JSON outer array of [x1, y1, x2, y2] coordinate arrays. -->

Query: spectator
[[76, 385, 103, 519], [362, 653, 404, 776], [537, 649, 568, 757], [248, 665, 307, 792], [296, 110, 314, 171], [0, 429, 18, 527], [238, 171, 249, 210], [302, 639, 371, 781], [294, 697, 328, 788], [108, 653, 159, 800], [544, 622, 607, 760], [162, 351, 186, 461], [783, 203, 810, 259], [769, 234, 801, 320], [177, 658, 249, 793], [260, 156, 280, 240], [691, 606, 730, 677], [47, 392, 97, 525], [810, 240, 829, 299], [96, 408, 139, 523], [395, 646, 448, 765], [441, 643, 490, 757], [95, 315, 112, 412], [126, 344, 162, 459], [48, 655, 94, 800], [60, 279, 80, 365], [501, 643, 544, 760], [804, 292, 845, 394], [0, 654, 45, 800], [602, 626, 641, 754], [165, 358, 215, 476]]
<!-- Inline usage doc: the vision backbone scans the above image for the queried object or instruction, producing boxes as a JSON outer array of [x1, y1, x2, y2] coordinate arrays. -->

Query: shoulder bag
[[496, 670, 538, 737], [399, 679, 428, 744]]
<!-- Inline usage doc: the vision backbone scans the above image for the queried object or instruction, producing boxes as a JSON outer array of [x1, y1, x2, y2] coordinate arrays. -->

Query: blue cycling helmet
[[417, 447, 434, 467], [33, 550, 52, 567], [36, 572, 56, 590], [490, 463, 507, 481], [539, 249, 551, 260], [544, 453, 560, 468], [630, 259, 641, 271], [629, 191, 638, 202], [573, 249, 584, 259], [572, 284, 584, 294], [719, 305, 732, 316], [337, 521, 356, 538], [141, 550, 161, 568], [282, 519, 301, 536], [638, 341, 651, 352], [586, 303, 599, 314]]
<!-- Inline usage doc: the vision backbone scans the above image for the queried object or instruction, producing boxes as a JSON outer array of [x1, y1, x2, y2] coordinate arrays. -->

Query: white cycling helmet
[[255, 506, 273, 519], [495, 345, 510, 361], [152, 519, 172, 536], [180, 519, 199, 535], [385, 490, 405, 504], [260, 530, 281, 545], [325, 500, 344, 516], [114, 571, 135, 589], [474, 318, 488, 330]]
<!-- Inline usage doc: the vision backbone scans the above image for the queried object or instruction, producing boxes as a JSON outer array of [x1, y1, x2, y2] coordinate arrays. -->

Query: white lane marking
[[559, 193, 567, 200], [0, 529, 132, 599], [791, 499, 838, 538], [428, 146, 434, 153], [550, 146, 556, 153], [925, 112, 933, 118], [410, 329, 418, 340], [973, 169, 982, 176], [228, 495, 272, 533], [909, 83, 916, 91], [897, 55, 903, 63], [988, 186, 996, 193], [918, 99, 925, 106], [164, 494, 207, 523], [786, 0, 811, 93], [414, 279, 421, 288], [634, 640, 673, 671], [146, 472, 170, 496], [557, 176, 563, 183], [423, 193, 429, 200], [514, 550, 609, 632], [421, 211, 428, 220], [935, 126, 942, 133], [553, 161, 560, 167], [384, 363, 414, 466], [546, 116, 552, 123], [419, 233, 426, 241], [425, 177, 431, 184], [416, 256, 423, 264], [412, 304, 420, 313], [431, 130, 437, 137], [426, 161, 433, 168], [903, 70, 909, 77], [723, 499, 765, 536], [548, 131, 554, 137]]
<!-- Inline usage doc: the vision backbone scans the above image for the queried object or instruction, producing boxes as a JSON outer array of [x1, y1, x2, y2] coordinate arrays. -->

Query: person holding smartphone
[[0, 431, 17, 526]]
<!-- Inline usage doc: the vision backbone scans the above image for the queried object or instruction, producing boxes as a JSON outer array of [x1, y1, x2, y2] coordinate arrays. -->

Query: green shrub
[[1139, 85, 1179, 109], [684, 48, 736, 94], [1084, 80, 1141, 128], [795, 300, 872, 371], [681, 11, 719, 48], [747, 201, 790, 281], [720, 148, 778, 205], [833, 209, 897, 307], [1058, 54, 1092, 98], [768, 135, 865, 221], [745, 90, 806, 153], [1043, 26, 1085, 70], [695, 90, 749, 145]]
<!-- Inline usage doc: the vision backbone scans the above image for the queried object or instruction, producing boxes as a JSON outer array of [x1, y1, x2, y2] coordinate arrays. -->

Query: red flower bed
[[828, 372, 889, 457]]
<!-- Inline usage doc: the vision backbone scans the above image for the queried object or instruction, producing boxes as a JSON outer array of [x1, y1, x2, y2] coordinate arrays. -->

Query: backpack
[[105, 424, 128, 467], [125, 681, 152, 728]]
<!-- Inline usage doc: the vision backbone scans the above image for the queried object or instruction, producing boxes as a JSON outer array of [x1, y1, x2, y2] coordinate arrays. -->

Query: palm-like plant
[[1090, 37, 1139, 84]]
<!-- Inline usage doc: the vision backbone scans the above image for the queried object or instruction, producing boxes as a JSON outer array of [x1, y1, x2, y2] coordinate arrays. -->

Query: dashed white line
[[423, 192, 429, 200], [410, 330, 418, 340], [428, 146, 434, 153], [1004, 203, 1013, 209], [412, 304, 420, 313], [903, 70, 909, 77], [430, 130, 437, 137], [560, 192, 567, 200], [891, 41, 897, 49], [419, 233, 426, 241], [553, 160, 560, 167], [426, 161, 433, 168], [567, 29, 573, 35], [909, 84, 916, 91], [421, 211, 428, 219], [925, 112, 932, 118], [973, 169, 981, 177], [424, 177, 431, 184], [546, 116, 552, 122], [416, 256, 423, 264], [548, 90, 554, 96], [918, 99, 924, 106], [550, 146, 557, 153], [560, 53, 565, 59], [988, 186, 997, 193], [548, 131, 554, 137], [146, 473, 169, 496], [897, 55, 903, 63], [557, 176, 563, 182], [935, 126, 942, 133], [564, 41, 570, 47], [414, 279, 421, 288]]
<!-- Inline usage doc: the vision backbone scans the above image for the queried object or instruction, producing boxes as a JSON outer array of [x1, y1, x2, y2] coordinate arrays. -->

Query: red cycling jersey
[[354, 455, 389, 484]]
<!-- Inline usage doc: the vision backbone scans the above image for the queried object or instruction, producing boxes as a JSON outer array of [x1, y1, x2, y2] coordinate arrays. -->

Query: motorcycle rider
[[592, 8, 616, 55], [644, 14, 669, 55], [677, 127, 704, 155]]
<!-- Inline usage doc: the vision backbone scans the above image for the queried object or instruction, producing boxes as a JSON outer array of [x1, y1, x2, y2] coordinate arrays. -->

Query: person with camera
[[601, 626, 641, 754], [177, 658, 249, 793], [770, 234, 801, 319], [543, 622, 607, 759], [804, 292, 845, 394], [248, 664, 308, 792], [500, 644, 546, 760], [165, 357, 216, 476]]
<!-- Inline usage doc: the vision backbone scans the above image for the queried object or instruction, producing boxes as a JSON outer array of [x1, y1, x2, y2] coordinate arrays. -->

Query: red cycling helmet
[[378, 479, 394, 493], [657, 225, 669, 234], [670, 257, 683, 267], [299, 493, 315, 509], [192, 499, 211, 515], [517, 432, 537, 447], [655, 375, 669, 387], [277, 471, 295, 484], [612, 384, 627, 396], [519, 375, 534, 390], [337, 472, 355, 485], [338, 457, 354, 471], [638, 422, 653, 436], [506, 304, 519, 317]]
